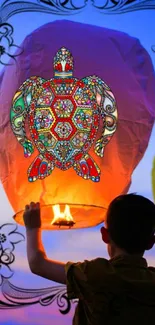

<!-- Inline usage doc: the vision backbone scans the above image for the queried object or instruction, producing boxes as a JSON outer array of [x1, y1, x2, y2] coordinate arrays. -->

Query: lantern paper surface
[[0, 20, 155, 229]]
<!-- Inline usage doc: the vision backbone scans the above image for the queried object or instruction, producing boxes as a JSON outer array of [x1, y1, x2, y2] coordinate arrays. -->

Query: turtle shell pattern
[[29, 78, 100, 171], [10, 47, 117, 183]]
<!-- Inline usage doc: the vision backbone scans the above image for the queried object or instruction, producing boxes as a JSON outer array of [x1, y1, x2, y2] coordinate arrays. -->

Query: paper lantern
[[0, 20, 155, 230]]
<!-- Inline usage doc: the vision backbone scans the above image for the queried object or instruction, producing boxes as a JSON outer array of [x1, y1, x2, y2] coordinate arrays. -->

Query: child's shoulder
[[85, 257, 112, 277], [148, 266, 155, 272], [88, 257, 110, 267]]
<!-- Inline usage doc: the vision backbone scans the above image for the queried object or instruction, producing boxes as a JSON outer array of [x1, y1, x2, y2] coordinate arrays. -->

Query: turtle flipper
[[10, 76, 45, 157], [73, 154, 100, 182], [82, 75, 118, 157], [28, 154, 55, 182]]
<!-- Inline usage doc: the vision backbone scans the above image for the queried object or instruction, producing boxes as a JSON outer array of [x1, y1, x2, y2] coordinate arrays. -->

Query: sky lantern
[[0, 20, 155, 230]]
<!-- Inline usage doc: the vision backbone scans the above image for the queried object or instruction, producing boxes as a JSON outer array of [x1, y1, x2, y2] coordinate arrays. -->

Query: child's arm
[[24, 203, 66, 284], [23, 202, 99, 300]]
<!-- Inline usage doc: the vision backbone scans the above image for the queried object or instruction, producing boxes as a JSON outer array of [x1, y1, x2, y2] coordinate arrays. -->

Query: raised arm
[[10, 76, 45, 158], [23, 202, 66, 284]]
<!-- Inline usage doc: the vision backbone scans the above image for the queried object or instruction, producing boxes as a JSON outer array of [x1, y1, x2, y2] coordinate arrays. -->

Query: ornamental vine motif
[[0, 0, 155, 66], [0, 0, 155, 23], [0, 223, 77, 314], [0, 23, 22, 65], [0, 0, 155, 313]]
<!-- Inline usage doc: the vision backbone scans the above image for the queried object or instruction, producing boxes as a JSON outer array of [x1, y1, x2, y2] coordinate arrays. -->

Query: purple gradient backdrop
[[0, 5, 155, 325]]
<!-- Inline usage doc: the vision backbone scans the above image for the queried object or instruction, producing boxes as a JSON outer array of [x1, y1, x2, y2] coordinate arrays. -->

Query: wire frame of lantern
[[13, 203, 107, 230]]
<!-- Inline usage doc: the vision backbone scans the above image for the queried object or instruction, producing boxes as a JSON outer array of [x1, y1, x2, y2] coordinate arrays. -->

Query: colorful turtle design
[[10, 47, 118, 182]]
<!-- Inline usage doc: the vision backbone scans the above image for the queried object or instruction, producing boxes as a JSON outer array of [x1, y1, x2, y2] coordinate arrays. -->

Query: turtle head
[[54, 47, 74, 78]]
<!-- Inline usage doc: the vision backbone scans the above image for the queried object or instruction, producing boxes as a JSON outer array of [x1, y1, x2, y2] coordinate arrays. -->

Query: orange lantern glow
[[0, 20, 155, 230]]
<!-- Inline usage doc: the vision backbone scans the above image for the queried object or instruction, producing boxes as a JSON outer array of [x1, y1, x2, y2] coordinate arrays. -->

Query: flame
[[51, 204, 74, 225]]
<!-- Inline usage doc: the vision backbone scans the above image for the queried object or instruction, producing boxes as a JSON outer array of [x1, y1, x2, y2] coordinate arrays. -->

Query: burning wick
[[51, 204, 75, 228]]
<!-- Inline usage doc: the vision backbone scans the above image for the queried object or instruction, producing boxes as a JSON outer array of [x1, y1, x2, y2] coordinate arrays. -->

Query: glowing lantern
[[10, 45, 118, 228], [0, 20, 155, 230]]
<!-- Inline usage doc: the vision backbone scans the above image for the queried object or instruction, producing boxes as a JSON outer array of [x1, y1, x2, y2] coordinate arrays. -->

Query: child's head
[[101, 193, 155, 258]]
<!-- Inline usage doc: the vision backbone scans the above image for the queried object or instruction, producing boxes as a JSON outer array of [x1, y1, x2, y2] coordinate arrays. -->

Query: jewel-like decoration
[[54, 122, 73, 139], [37, 88, 54, 106], [10, 47, 118, 182], [73, 107, 93, 131], [53, 99, 74, 118], [72, 131, 88, 149], [34, 108, 55, 131], [54, 141, 74, 163], [38, 132, 56, 150], [54, 47, 74, 79]]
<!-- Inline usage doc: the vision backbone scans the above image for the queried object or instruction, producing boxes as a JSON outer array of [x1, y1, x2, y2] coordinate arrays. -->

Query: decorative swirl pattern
[[92, 0, 155, 13], [0, 22, 22, 65], [13, 105, 23, 113], [0, 1, 155, 66], [0, 250, 15, 266], [0, 0, 87, 23], [0, 0, 154, 24], [56, 293, 72, 314], [0, 224, 24, 287], [1, 278, 77, 313], [0, 222, 77, 314], [105, 115, 117, 132], [0, 0, 155, 315], [12, 113, 25, 130]]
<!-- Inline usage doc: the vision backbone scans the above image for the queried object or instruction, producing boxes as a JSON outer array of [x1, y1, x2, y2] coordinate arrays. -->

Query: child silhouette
[[24, 193, 155, 325]]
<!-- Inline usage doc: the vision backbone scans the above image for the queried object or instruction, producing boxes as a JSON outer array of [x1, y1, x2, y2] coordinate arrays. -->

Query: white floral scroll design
[[0, 1, 155, 66], [0, 23, 22, 65], [0, 223, 77, 314], [0, 224, 24, 285]]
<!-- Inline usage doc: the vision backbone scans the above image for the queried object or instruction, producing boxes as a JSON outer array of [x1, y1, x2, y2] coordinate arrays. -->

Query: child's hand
[[23, 202, 41, 229]]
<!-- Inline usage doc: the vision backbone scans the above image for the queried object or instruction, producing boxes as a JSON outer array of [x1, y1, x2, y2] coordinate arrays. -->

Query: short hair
[[106, 193, 155, 254]]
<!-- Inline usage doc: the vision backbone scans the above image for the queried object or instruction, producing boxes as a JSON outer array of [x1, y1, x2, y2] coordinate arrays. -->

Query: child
[[24, 194, 155, 325]]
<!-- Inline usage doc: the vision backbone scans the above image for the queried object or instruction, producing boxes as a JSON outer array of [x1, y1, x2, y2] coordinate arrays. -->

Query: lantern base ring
[[13, 203, 107, 230]]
